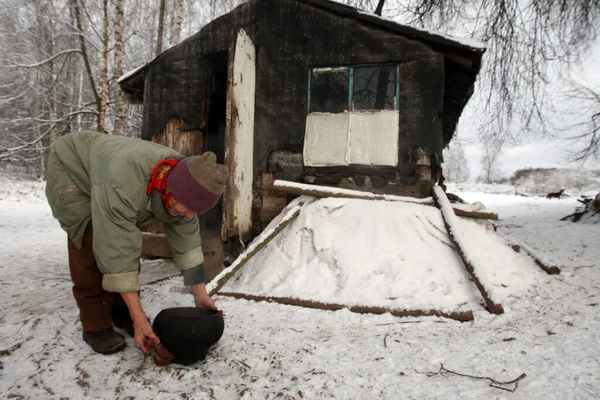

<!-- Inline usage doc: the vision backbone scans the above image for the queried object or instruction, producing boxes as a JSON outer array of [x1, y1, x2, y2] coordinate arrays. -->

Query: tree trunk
[[72, 0, 101, 126], [98, 0, 109, 133], [113, 0, 126, 135], [171, 0, 185, 45], [374, 0, 385, 16], [41, 0, 58, 177], [156, 0, 166, 57]]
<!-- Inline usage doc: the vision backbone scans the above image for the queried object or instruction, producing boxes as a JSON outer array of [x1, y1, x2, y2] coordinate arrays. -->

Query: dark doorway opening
[[199, 51, 229, 280]]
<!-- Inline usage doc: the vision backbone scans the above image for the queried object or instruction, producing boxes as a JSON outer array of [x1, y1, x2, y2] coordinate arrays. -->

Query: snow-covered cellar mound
[[213, 197, 539, 318]]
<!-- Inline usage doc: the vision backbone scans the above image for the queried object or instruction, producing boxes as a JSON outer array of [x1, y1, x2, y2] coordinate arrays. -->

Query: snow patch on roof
[[117, 64, 146, 83], [357, 10, 486, 50]]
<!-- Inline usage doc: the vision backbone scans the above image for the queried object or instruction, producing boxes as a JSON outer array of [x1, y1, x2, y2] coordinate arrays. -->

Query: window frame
[[307, 63, 401, 114]]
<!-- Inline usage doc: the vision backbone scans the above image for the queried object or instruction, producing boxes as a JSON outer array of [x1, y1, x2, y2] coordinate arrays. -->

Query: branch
[[3, 109, 97, 125], [0, 49, 82, 68], [415, 363, 527, 393], [0, 110, 96, 158]]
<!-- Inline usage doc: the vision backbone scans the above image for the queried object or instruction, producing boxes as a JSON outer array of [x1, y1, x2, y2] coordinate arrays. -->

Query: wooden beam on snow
[[274, 180, 496, 220], [432, 186, 504, 314], [217, 291, 474, 322], [496, 232, 561, 275], [273, 180, 434, 205], [208, 204, 303, 296], [452, 208, 498, 220]]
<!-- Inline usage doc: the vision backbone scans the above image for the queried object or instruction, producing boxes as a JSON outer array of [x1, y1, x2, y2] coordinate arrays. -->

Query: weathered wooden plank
[[260, 208, 285, 222], [432, 186, 504, 314], [453, 208, 499, 220], [141, 232, 172, 259], [261, 172, 276, 189], [217, 291, 473, 322], [209, 205, 303, 296], [273, 180, 434, 205], [262, 195, 288, 211]]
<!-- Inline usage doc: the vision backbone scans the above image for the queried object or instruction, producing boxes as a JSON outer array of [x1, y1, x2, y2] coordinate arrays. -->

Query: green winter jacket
[[45, 131, 205, 293]]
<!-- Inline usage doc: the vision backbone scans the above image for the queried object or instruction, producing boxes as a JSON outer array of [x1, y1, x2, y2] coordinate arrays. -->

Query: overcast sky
[[455, 39, 600, 180]]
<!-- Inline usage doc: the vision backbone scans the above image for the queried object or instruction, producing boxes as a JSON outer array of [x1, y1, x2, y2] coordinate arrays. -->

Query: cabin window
[[352, 65, 397, 111], [304, 64, 400, 167], [309, 68, 349, 113]]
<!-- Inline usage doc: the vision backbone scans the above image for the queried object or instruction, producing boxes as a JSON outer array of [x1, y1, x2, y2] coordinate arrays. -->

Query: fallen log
[[453, 208, 498, 221], [217, 291, 474, 322], [207, 204, 303, 296], [432, 186, 504, 314], [497, 232, 561, 275]]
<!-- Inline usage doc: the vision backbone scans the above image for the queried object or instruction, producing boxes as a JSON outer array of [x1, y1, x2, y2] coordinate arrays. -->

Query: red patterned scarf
[[147, 159, 180, 209]]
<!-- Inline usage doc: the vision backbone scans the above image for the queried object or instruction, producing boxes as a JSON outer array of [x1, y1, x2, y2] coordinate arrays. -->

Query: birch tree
[[113, 0, 126, 135], [171, 0, 185, 46], [98, 0, 110, 132]]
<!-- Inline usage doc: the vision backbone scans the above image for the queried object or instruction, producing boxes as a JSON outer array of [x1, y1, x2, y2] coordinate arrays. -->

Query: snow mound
[[221, 197, 538, 314]]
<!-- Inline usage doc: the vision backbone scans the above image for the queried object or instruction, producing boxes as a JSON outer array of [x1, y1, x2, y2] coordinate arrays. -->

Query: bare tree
[[479, 135, 504, 183], [443, 138, 470, 183], [72, 0, 101, 128], [557, 82, 600, 161]]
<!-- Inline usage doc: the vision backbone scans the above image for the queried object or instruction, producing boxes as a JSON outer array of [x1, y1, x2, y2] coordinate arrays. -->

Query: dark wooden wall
[[251, 0, 444, 180], [139, 0, 459, 233], [141, 0, 445, 175]]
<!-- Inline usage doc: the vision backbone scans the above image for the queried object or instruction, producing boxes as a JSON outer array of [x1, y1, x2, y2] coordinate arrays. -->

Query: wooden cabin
[[119, 0, 485, 264]]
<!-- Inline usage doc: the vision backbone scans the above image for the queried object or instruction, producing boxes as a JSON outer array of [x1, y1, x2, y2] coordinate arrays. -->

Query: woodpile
[[560, 193, 600, 223]]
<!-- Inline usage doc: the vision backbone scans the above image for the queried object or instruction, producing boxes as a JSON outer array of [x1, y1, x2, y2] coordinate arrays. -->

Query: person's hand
[[194, 294, 217, 310], [134, 317, 160, 353], [190, 283, 218, 310]]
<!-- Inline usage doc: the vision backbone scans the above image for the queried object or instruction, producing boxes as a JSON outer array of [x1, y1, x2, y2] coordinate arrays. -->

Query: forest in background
[[1, 0, 599, 178]]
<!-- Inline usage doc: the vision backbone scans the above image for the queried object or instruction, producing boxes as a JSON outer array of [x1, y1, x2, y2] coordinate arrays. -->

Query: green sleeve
[[163, 216, 205, 285], [91, 183, 143, 293]]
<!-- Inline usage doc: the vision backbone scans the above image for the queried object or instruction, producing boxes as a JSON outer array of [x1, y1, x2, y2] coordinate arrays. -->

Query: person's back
[[45, 131, 228, 357]]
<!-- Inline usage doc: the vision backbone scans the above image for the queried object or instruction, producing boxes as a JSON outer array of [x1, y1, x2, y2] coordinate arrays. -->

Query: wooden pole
[[273, 180, 433, 204], [208, 205, 303, 296], [273, 180, 497, 219], [218, 291, 473, 322], [497, 232, 561, 275], [432, 186, 504, 314]]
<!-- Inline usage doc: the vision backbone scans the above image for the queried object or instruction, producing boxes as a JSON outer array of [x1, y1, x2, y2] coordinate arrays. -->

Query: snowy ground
[[0, 178, 599, 399]]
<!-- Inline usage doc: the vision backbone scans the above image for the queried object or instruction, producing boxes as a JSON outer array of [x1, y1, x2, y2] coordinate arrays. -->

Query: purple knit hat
[[167, 152, 228, 215]]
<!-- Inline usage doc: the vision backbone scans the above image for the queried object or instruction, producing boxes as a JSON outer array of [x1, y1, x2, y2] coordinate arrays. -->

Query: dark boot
[[111, 306, 135, 337], [82, 328, 126, 354]]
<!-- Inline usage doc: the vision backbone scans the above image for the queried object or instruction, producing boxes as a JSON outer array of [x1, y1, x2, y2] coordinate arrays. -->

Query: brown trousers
[[67, 223, 136, 332]]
